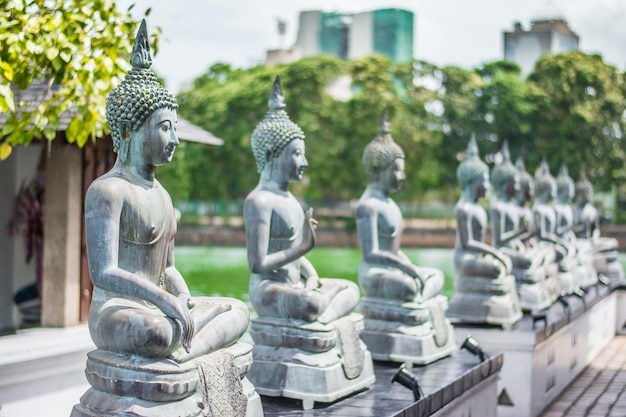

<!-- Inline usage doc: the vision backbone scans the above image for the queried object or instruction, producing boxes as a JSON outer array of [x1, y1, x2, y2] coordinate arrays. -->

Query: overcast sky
[[117, 0, 626, 93]]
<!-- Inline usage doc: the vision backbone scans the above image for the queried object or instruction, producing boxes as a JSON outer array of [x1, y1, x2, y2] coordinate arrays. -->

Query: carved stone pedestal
[[70, 342, 263, 417], [357, 295, 455, 366], [447, 274, 523, 330], [247, 313, 375, 410]]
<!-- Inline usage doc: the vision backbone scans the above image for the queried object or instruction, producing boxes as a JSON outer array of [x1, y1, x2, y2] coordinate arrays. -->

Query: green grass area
[[175, 246, 456, 302]]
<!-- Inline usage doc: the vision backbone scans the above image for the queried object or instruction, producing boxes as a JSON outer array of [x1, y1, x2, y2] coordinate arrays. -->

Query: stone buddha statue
[[573, 171, 624, 283], [243, 75, 374, 410], [514, 156, 572, 296], [354, 109, 455, 365], [72, 20, 261, 417], [532, 159, 583, 293], [489, 141, 555, 311], [555, 163, 597, 289], [446, 137, 522, 329]]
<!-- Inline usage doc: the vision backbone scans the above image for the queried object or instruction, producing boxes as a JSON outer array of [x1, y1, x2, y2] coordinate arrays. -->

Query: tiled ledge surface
[[262, 350, 503, 417]]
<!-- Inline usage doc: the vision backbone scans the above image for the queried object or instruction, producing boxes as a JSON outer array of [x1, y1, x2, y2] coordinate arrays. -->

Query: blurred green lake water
[[175, 246, 457, 303]]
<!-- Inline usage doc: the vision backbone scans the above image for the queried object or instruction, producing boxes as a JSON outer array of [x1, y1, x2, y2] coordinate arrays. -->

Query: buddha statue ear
[[119, 120, 132, 163]]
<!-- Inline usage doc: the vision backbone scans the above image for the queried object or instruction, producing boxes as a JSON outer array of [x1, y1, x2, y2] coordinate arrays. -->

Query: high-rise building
[[503, 18, 579, 77], [266, 8, 414, 66]]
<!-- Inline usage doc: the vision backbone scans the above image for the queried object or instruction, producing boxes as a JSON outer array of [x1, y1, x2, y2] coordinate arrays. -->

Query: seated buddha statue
[[532, 159, 581, 293], [244, 76, 360, 325], [446, 137, 522, 329], [354, 109, 454, 365], [489, 141, 554, 310], [573, 171, 624, 283], [514, 156, 568, 295], [555, 163, 596, 289], [72, 20, 258, 417], [243, 75, 374, 409]]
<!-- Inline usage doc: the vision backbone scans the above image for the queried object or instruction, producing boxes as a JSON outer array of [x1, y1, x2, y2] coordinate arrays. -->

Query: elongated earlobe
[[119, 120, 131, 163]]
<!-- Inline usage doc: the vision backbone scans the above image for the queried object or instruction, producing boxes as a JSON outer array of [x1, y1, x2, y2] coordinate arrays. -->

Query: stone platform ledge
[[0, 324, 94, 405], [452, 283, 620, 417], [261, 349, 503, 417]]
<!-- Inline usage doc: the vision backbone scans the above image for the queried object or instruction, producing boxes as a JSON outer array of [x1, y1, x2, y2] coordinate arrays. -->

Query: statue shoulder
[[85, 174, 130, 211], [244, 188, 278, 219]]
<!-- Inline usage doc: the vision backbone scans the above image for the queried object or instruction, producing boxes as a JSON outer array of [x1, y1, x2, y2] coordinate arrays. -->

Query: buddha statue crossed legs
[[355, 109, 455, 365], [243, 75, 374, 410], [573, 172, 624, 283], [489, 142, 560, 311], [446, 137, 522, 329], [555, 163, 596, 289], [72, 20, 260, 417], [532, 159, 585, 294]]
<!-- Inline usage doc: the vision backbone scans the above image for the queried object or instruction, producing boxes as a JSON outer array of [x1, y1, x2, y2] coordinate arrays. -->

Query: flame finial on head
[[268, 74, 286, 111], [491, 139, 517, 190], [130, 19, 152, 69], [378, 107, 391, 134], [456, 134, 489, 188], [501, 139, 511, 162], [536, 157, 551, 178], [467, 134, 479, 159], [515, 154, 526, 171]]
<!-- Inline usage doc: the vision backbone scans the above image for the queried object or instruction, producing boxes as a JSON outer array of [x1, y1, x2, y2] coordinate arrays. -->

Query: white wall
[[349, 11, 373, 60]]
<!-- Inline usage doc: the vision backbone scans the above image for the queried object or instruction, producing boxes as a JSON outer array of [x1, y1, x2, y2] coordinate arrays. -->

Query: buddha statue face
[[473, 172, 491, 199], [380, 157, 406, 193], [558, 181, 575, 202], [518, 177, 535, 205], [271, 138, 307, 183], [128, 107, 179, 167], [576, 184, 592, 205]]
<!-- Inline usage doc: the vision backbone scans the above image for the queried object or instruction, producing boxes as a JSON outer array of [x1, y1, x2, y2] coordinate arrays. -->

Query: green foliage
[[527, 52, 626, 188], [0, 0, 158, 159], [163, 51, 626, 207]]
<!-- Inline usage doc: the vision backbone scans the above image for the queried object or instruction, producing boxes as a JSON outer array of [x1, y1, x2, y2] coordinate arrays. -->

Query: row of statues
[[72, 20, 621, 417], [448, 137, 623, 328]]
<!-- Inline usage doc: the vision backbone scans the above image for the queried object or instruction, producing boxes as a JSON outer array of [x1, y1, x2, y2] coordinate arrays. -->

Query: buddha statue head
[[457, 136, 490, 197], [515, 154, 535, 205], [251, 75, 306, 174], [534, 157, 556, 201], [362, 108, 406, 191], [491, 140, 519, 199], [105, 20, 178, 164], [575, 170, 593, 206], [556, 162, 575, 202]]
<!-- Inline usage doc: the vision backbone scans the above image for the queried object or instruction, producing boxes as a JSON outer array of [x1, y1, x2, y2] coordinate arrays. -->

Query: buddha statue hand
[[412, 267, 426, 293], [160, 294, 195, 353], [305, 274, 321, 290], [300, 208, 318, 254]]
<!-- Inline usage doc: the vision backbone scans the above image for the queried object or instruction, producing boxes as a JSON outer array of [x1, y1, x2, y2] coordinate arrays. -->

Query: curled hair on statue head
[[556, 161, 574, 196], [575, 169, 593, 199], [534, 157, 556, 197], [362, 108, 405, 181], [105, 19, 178, 163], [250, 75, 305, 173], [491, 140, 518, 192], [457, 135, 489, 189]]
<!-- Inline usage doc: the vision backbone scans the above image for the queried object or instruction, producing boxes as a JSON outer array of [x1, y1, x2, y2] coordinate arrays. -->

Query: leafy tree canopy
[[0, 0, 158, 160]]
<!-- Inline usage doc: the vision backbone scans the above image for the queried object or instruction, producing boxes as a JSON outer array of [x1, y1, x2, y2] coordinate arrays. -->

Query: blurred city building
[[503, 18, 579, 77], [265, 8, 414, 66]]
